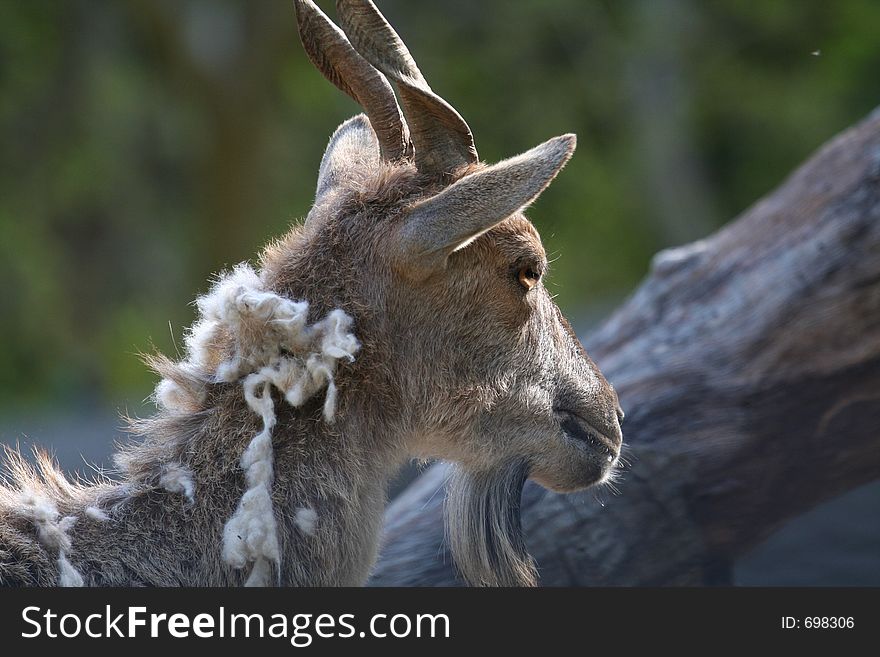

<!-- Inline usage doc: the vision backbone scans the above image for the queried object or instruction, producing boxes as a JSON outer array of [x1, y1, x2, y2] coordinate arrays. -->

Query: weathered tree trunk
[[370, 107, 880, 586]]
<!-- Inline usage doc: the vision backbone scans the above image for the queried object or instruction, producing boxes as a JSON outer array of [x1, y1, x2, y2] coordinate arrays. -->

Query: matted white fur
[[84, 505, 110, 522], [153, 264, 359, 586], [294, 507, 318, 535], [16, 490, 84, 586], [159, 462, 195, 503]]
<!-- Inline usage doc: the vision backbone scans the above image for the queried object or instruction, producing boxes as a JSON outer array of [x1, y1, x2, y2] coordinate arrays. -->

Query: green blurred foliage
[[0, 0, 878, 411]]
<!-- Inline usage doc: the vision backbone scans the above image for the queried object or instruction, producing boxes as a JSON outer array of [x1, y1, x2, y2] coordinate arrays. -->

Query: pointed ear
[[316, 114, 380, 201], [395, 134, 576, 271]]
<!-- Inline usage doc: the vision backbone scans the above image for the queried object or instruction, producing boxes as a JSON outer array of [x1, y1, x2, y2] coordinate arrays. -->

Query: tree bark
[[370, 107, 880, 586]]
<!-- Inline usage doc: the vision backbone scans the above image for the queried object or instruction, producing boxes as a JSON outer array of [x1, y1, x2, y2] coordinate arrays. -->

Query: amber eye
[[517, 266, 541, 290]]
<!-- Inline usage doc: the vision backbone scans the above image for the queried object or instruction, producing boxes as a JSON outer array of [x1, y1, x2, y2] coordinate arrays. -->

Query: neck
[[42, 389, 408, 587], [232, 397, 408, 586]]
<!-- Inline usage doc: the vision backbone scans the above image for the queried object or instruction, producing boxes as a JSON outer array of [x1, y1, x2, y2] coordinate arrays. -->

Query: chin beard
[[445, 459, 537, 587]]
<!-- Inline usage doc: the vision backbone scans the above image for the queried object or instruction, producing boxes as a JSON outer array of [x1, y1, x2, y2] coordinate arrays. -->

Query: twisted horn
[[336, 0, 478, 177], [293, 0, 411, 162]]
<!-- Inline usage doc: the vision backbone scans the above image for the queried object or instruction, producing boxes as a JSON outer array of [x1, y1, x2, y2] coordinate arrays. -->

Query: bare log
[[370, 107, 880, 586]]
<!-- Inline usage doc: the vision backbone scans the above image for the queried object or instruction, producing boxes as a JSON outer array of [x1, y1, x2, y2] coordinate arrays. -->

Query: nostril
[[616, 407, 625, 424], [558, 409, 621, 459]]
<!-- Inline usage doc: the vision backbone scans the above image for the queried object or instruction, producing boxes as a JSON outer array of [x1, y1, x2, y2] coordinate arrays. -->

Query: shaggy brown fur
[[1, 1, 624, 587]]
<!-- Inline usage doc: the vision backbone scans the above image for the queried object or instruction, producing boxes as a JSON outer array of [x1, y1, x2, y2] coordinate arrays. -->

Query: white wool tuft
[[152, 263, 360, 586], [154, 377, 206, 412], [221, 384, 280, 587], [85, 505, 110, 522], [16, 491, 84, 586], [58, 551, 85, 587], [159, 462, 196, 502], [294, 507, 318, 535]]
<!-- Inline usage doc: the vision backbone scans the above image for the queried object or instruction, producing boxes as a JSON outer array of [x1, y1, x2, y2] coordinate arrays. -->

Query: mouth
[[555, 409, 620, 462]]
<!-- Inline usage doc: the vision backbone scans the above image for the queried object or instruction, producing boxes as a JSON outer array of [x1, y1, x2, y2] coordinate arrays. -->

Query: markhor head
[[291, 1, 624, 586]]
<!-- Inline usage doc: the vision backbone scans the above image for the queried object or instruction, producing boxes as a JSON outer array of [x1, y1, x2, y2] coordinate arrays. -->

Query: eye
[[517, 265, 542, 291]]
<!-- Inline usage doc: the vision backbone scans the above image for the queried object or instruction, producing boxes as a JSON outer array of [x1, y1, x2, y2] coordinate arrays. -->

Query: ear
[[316, 114, 380, 201], [395, 134, 576, 271]]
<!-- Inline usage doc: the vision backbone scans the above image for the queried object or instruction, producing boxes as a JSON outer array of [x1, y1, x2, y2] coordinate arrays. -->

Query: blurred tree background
[[1, 0, 879, 415]]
